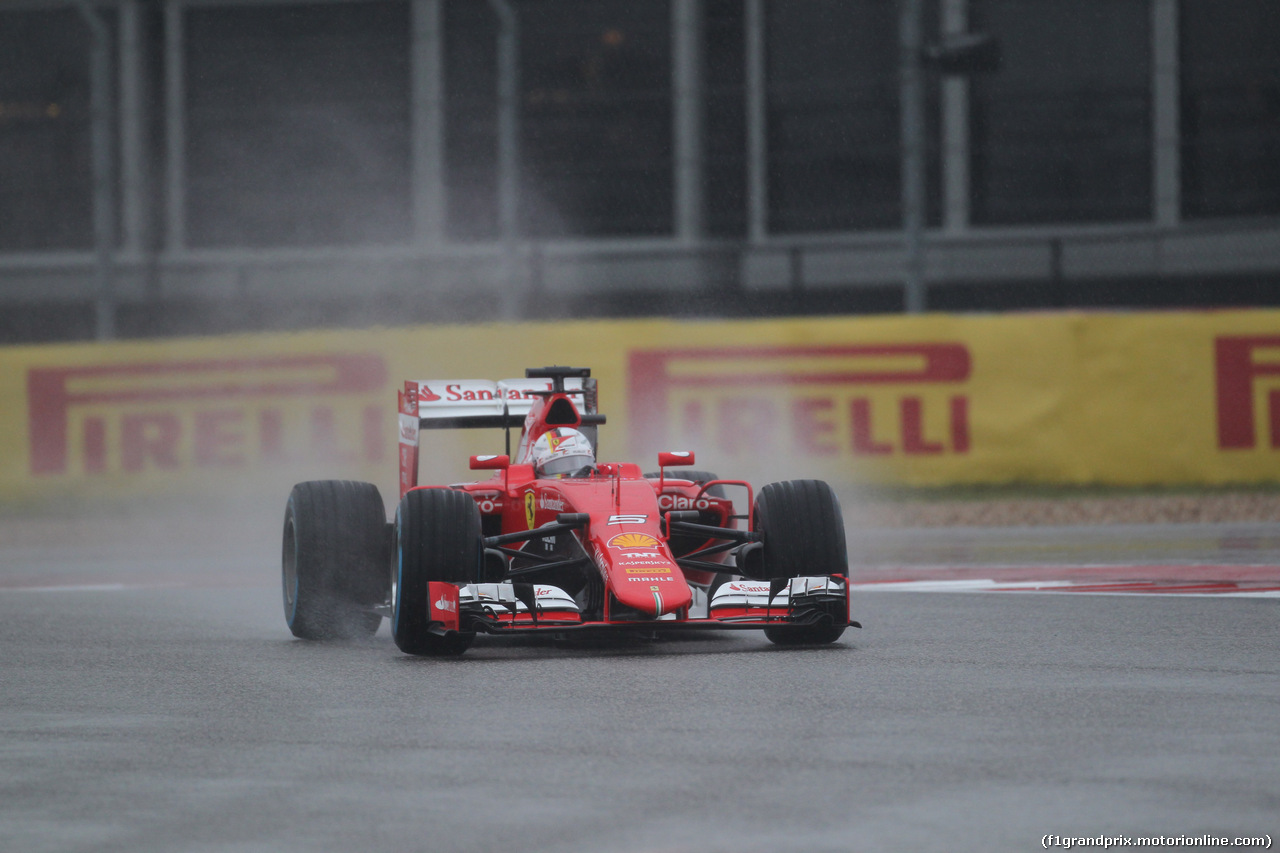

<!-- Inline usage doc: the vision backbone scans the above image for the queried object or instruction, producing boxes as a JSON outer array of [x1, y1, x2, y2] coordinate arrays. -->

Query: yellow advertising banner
[[3, 309, 1280, 506]]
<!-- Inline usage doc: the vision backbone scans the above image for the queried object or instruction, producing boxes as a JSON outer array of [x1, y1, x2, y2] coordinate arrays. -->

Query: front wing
[[439, 576, 858, 636]]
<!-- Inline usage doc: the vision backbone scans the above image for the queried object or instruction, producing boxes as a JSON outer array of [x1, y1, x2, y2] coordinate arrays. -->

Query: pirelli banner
[[4, 309, 1280, 504]]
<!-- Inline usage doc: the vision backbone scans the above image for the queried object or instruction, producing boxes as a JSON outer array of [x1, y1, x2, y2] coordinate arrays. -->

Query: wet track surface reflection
[[1, 512, 1278, 851], [2, 583, 1277, 853]]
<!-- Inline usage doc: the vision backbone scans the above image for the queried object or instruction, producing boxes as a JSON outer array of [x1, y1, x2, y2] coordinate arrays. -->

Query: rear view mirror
[[470, 454, 510, 470], [657, 451, 695, 469]]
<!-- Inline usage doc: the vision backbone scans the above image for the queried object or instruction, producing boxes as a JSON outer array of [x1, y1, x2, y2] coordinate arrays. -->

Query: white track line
[[2, 583, 130, 593], [853, 580, 1280, 597]]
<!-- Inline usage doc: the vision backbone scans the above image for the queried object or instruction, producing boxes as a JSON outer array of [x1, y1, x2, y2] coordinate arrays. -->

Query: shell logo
[[608, 533, 660, 550]]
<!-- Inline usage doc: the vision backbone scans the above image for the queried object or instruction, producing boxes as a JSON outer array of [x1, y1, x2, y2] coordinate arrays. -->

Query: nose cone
[[642, 581, 694, 617], [608, 552, 693, 617], [570, 479, 695, 619]]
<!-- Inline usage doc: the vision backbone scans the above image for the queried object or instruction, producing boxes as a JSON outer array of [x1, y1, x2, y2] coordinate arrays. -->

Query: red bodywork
[[397, 376, 762, 626], [394, 370, 849, 635]]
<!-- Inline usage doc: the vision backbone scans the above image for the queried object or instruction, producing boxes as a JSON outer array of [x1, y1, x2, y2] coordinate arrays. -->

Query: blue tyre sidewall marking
[[287, 572, 299, 627], [284, 498, 299, 628], [393, 504, 403, 636]]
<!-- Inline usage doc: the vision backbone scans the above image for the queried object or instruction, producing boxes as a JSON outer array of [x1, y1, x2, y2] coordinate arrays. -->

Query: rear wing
[[398, 377, 596, 429], [397, 375, 602, 497]]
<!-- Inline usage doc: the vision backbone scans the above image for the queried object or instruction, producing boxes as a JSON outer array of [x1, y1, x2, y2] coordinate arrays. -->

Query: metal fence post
[[78, 1, 117, 340], [900, 0, 927, 313], [487, 0, 521, 317]]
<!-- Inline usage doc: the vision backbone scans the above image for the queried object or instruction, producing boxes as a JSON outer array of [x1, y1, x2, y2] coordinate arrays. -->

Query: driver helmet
[[530, 427, 595, 478]]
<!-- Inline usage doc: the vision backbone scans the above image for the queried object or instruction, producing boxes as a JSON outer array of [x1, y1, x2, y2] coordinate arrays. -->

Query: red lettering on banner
[[680, 399, 707, 447], [793, 398, 837, 455], [122, 413, 181, 472], [720, 397, 776, 454], [629, 344, 972, 460], [1216, 336, 1280, 449], [259, 409, 286, 462], [194, 409, 245, 468], [646, 393, 969, 457], [309, 406, 354, 463], [850, 399, 892, 456], [26, 353, 386, 476], [83, 417, 107, 474], [1273, 393, 1280, 450], [901, 397, 944, 455], [950, 396, 970, 453]]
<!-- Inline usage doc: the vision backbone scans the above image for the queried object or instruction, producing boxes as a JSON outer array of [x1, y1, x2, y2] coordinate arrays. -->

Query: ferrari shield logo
[[524, 491, 536, 529]]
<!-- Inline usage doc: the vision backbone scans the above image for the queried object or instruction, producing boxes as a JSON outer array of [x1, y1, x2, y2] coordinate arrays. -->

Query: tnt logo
[[629, 344, 971, 459], [1216, 336, 1280, 449], [27, 353, 387, 476]]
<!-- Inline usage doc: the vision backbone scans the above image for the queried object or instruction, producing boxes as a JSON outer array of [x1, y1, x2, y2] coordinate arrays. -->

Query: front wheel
[[393, 488, 482, 656], [749, 479, 850, 645], [764, 611, 848, 646]]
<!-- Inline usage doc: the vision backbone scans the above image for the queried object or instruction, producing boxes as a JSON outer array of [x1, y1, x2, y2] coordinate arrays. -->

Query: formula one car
[[282, 366, 857, 655]]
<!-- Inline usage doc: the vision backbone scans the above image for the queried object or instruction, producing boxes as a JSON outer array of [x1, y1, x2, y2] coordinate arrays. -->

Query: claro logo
[[1216, 335, 1280, 450], [629, 344, 971, 458], [27, 353, 387, 476]]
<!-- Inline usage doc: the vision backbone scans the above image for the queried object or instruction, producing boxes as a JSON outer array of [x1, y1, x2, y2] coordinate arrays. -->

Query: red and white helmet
[[530, 427, 595, 478]]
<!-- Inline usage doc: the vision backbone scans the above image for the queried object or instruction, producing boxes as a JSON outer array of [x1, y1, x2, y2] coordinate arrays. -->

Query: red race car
[[282, 366, 858, 655]]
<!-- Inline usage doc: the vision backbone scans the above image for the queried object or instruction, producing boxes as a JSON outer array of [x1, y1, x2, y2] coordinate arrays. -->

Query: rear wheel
[[393, 488, 481, 656], [644, 469, 724, 497], [749, 479, 850, 645], [282, 480, 387, 640], [646, 469, 730, 564]]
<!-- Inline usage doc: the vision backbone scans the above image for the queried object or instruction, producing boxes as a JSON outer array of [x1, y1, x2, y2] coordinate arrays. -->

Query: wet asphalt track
[[2, 519, 1278, 852]]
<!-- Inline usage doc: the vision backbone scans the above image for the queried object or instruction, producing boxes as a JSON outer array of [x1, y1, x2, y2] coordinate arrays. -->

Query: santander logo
[[434, 595, 457, 613]]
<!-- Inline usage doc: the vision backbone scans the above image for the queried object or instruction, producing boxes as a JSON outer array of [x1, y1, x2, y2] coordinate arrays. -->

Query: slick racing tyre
[[282, 480, 388, 641], [393, 488, 482, 656], [763, 617, 847, 646], [748, 479, 850, 646], [749, 479, 847, 580]]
